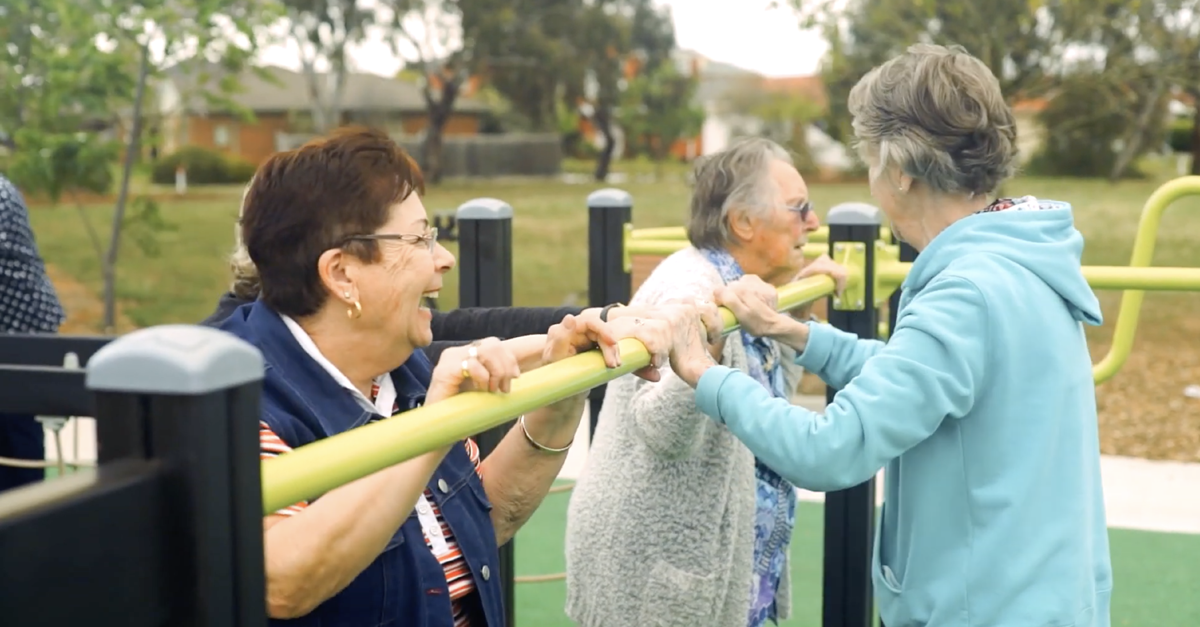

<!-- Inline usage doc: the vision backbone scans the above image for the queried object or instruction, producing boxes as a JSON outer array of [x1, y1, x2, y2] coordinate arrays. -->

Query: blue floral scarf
[[699, 247, 797, 627]]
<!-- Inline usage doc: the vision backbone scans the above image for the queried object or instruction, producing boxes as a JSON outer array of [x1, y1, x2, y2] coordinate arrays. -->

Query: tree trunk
[[303, 64, 332, 133], [593, 107, 616, 183], [103, 42, 150, 333], [423, 122, 445, 184], [1191, 102, 1200, 176], [422, 79, 461, 185], [1109, 74, 1165, 182]]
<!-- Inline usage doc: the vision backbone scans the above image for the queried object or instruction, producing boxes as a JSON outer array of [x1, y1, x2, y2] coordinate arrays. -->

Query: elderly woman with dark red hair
[[218, 126, 711, 627]]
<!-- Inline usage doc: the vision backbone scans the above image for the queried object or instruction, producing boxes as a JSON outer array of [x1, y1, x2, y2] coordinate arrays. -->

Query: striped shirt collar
[[278, 313, 397, 417]]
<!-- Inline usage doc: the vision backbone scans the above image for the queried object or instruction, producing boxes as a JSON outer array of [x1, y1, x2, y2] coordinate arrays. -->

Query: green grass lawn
[[513, 487, 1200, 627]]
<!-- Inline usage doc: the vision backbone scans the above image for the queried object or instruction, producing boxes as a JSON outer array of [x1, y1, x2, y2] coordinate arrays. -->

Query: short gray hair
[[848, 43, 1018, 196], [687, 136, 793, 250], [229, 177, 260, 300]]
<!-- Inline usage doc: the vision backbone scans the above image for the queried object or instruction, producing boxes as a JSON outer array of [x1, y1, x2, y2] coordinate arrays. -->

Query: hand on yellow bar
[[542, 313, 669, 382], [713, 275, 785, 338], [795, 253, 850, 297], [428, 338, 522, 401]]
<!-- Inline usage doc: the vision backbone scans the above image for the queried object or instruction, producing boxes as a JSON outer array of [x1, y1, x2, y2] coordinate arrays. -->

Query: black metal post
[[0, 333, 111, 417], [585, 188, 632, 441], [0, 333, 111, 367], [455, 197, 516, 626], [0, 325, 267, 627], [823, 203, 882, 627]]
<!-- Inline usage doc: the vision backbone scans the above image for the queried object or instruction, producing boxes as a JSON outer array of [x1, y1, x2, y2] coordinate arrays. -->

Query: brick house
[[152, 65, 492, 165]]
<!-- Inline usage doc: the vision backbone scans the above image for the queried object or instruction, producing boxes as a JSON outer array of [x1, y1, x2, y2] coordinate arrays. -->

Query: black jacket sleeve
[[200, 292, 251, 327], [198, 296, 577, 368], [429, 306, 584, 342], [423, 340, 468, 367]]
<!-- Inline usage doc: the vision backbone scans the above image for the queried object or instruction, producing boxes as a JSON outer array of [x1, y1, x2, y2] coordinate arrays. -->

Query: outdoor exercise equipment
[[0, 175, 1198, 627]]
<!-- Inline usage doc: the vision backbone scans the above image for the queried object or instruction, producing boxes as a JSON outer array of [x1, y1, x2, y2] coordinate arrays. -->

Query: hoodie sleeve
[[794, 322, 887, 390], [694, 276, 988, 491]]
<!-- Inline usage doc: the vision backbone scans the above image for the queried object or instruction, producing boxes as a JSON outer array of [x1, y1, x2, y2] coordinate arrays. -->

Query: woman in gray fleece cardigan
[[564, 138, 846, 627]]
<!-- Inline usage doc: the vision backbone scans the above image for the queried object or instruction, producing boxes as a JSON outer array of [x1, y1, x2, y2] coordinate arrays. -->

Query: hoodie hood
[[903, 196, 1102, 326]]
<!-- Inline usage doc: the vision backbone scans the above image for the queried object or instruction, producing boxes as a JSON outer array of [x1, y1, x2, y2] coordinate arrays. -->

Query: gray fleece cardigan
[[564, 247, 804, 627]]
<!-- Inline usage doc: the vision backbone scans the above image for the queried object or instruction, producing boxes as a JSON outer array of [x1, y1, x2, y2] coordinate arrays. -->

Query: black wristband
[[599, 303, 624, 322]]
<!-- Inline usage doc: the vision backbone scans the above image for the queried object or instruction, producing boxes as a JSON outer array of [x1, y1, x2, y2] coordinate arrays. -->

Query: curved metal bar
[[1092, 175, 1200, 383]]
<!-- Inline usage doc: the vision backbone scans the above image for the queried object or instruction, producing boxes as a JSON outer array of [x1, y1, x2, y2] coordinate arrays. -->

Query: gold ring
[[461, 359, 472, 380]]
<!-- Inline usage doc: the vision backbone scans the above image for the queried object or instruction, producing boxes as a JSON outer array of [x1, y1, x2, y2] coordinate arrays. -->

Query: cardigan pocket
[[636, 560, 720, 627]]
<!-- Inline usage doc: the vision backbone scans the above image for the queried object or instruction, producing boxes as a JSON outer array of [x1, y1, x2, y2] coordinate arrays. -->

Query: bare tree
[[282, 0, 371, 133]]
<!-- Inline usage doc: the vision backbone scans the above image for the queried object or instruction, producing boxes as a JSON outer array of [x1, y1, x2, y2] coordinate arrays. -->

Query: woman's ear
[[316, 248, 359, 305], [728, 207, 758, 244]]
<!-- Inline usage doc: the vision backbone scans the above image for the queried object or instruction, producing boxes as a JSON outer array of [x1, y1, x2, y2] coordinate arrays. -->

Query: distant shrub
[[1167, 120, 1193, 154], [1026, 73, 1165, 179], [151, 146, 257, 185]]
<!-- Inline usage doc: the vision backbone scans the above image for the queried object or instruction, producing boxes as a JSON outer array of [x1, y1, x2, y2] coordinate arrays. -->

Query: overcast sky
[[253, 0, 829, 78]]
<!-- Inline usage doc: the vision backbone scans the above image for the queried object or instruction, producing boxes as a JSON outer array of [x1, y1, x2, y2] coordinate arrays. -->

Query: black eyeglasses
[[342, 227, 439, 252]]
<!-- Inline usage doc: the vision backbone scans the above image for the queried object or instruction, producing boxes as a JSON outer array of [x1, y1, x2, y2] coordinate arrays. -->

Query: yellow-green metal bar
[[1081, 266, 1200, 291], [625, 238, 689, 256], [1092, 175, 1200, 384], [629, 225, 892, 243], [627, 238, 824, 260], [628, 226, 689, 240], [861, 176, 1200, 384], [631, 226, 830, 243], [879, 262, 1200, 293], [260, 275, 840, 515], [877, 261, 910, 290]]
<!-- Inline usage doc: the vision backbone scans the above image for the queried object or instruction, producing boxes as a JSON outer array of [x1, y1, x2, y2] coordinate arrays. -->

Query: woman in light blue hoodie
[[665, 44, 1113, 627]]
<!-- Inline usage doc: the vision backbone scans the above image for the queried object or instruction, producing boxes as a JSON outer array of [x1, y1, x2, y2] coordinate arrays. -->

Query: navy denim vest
[[219, 301, 506, 627]]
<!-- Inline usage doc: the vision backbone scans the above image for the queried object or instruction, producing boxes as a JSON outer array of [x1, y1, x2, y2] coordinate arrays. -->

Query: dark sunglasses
[[788, 201, 813, 220]]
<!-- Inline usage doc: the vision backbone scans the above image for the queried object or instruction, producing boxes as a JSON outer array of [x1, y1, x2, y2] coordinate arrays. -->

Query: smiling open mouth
[[420, 290, 439, 311]]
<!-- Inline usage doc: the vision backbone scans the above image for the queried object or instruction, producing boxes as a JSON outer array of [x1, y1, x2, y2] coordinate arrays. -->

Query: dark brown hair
[[241, 125, 425, 317]]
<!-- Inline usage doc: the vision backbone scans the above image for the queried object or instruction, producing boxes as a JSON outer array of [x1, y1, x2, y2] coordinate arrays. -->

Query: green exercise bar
[[259, 275, 840, 515], [872, 176, 1200, 385], [628, 225, 892, 244], [628, 238, 825, 260]]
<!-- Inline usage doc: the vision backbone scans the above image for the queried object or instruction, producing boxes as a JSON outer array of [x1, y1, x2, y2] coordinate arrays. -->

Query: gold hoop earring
[[347, 301, 362, 320]]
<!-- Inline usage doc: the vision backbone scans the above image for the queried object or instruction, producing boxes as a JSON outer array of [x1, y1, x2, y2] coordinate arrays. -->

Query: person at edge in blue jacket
[[0, 173, 66, 492], [219, 125, 720, 626], [662, 44, 1112, 627]]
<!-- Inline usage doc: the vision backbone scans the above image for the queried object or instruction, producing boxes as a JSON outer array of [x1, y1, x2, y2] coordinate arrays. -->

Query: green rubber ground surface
[[514, 488, 1200, 626]]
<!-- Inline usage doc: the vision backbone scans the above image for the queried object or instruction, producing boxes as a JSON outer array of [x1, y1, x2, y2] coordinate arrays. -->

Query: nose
[[433, 242, 456, 273], [804, 209, 820, 232]]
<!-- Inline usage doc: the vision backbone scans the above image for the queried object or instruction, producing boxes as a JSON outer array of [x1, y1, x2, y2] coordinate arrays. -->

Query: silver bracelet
[[519, 415, 573, 454]]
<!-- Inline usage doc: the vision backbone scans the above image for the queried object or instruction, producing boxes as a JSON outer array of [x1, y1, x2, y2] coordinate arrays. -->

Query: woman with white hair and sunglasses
[[564, 136, 847, 627]]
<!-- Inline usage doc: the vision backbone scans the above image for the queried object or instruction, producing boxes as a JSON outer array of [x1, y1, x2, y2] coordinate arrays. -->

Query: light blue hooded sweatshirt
[[694, 197, 1113, 627]]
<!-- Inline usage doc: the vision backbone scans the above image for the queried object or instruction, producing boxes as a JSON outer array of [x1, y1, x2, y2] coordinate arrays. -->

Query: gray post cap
[[587, 188, 633, 208], [86, 325, 264, 395], [826, 202, 883, 225], [456, 198, 513, 220]]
